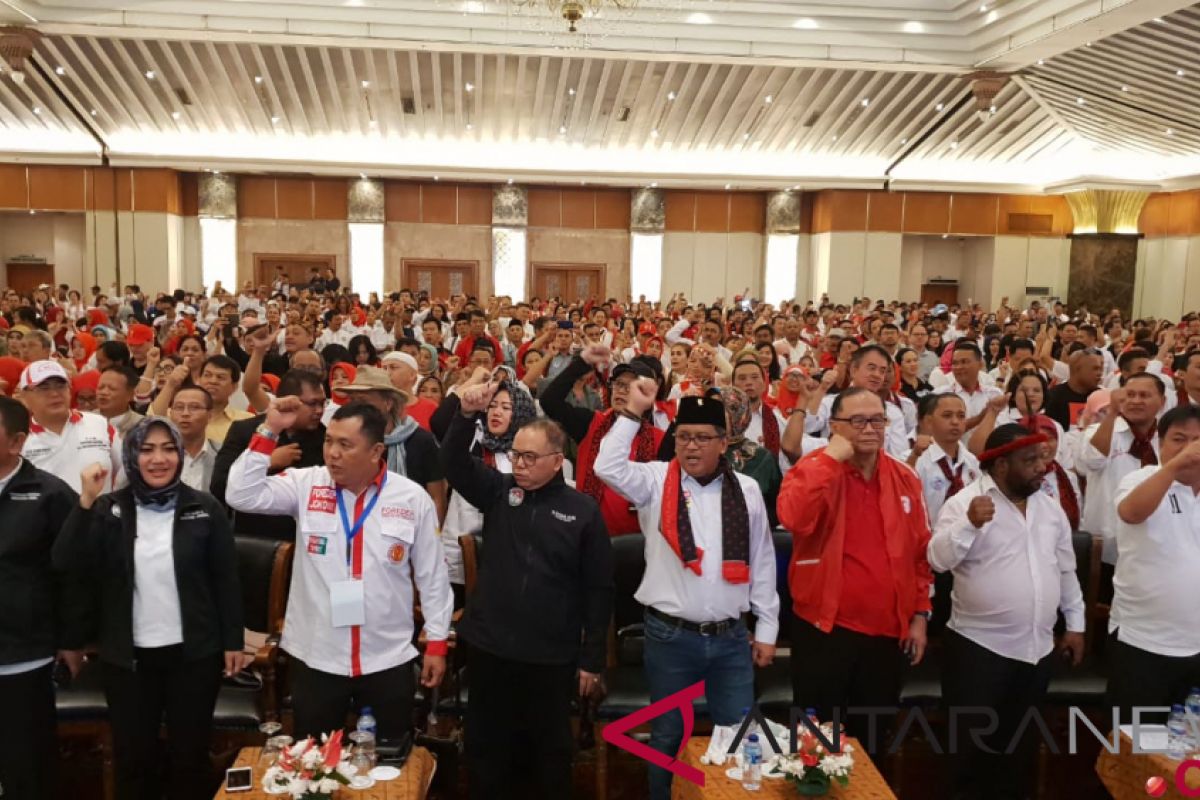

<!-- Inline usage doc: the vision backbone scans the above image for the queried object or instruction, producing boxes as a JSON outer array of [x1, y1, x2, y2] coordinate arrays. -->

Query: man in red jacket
[[777, 386, 932, 739]]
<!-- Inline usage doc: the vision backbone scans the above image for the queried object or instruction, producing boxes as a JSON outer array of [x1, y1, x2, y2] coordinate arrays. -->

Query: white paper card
[[330, 580, 365, 628]]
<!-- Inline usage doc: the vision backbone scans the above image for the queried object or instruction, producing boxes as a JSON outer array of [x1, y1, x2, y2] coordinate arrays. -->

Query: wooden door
[[254, 254, 336, 289], [531, 263, 606, 304], [6, 263, 55, 295], [401, 260, 479, 300], [920, 283, 959, 307]]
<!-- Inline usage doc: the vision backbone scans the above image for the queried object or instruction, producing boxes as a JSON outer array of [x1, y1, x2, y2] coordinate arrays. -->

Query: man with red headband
[[595, 383, 777, 800], [930, 423, 1085, 800]]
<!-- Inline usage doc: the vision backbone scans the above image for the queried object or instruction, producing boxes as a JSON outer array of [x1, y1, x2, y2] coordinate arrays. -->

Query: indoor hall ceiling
[[0, 1, 1199, 190]]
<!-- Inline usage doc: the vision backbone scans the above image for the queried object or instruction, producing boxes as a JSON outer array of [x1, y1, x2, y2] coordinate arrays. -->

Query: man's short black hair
[[174, 384, 214, 410], [918, 392, 965, 420], [1118, 347, 1151, 372], [331, 401, 387, 445], [0, 395, 30, 437], [103, 364, 141, 391], [953, 341, 983, 360], [850, 344, 892, 367], [98, 340, 131, 367], [1122, 371, 1166, 395], [202, 354, 242, 383], [1159, 404, 1200, 438], [507, 319, 524, 329], [830, 386, 885, 418], [278, 368, 327, 399], [879, 323, 900, 334], [1008, 338, 1036, 355]]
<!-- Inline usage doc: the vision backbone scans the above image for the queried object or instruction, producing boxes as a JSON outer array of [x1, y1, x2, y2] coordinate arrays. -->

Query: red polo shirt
[[834, 463, 901, 639]]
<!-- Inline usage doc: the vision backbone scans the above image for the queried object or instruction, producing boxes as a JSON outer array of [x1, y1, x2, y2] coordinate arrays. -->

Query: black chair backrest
[[235, 536, 287, 634], [611, 534, 647, 631], [772, 529, 793, 644], [1073, 530, 1095, 602]]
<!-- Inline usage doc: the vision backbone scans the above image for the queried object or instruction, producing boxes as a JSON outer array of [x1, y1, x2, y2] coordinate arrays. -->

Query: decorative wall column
[[492, 184, 528, 299], [348, 178, 385, 296], [765, 190, 804, 303], [630, 188, 665, 301], [1064, 189, 1149, 318], [197, 172, 238, 292]]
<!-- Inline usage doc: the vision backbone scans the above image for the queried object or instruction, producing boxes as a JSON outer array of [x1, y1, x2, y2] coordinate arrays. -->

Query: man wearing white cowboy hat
[[19, 359, 124, 494], [339, 365, 446, 522]]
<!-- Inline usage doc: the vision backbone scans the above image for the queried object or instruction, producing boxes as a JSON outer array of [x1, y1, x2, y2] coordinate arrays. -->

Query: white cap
[[382, 351, 418, 372], [18, 359, 69, 390]]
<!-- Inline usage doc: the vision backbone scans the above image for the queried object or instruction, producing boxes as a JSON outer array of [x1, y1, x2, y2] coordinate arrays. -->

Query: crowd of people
[[1, 271, 1199, 800]]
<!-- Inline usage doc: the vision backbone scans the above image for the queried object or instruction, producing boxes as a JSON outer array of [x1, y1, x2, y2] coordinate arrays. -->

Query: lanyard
[[336, 473, 386, 570]]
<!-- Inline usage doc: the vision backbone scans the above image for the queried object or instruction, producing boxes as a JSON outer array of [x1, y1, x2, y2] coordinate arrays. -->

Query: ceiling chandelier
[[511, 0, 638, 32]]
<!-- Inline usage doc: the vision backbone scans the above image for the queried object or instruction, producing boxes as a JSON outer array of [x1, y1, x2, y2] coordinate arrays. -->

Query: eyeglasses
[[507, 450, 562, 466], [674, 432, 723, 448], [831, 415, 888, 430], [170, 403, 210, 415]]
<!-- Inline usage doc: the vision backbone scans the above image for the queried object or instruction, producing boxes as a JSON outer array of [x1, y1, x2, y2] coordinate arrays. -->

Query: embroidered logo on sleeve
[[388, 543, 407, 563], [901, 496, 912, 515], [306, 535, 328, 555], [306, 486, 337, 514]]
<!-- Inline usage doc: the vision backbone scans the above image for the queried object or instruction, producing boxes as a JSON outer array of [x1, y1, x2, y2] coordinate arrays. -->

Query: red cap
[[638, 322, 656, 336], [126, 324, 155, 347]]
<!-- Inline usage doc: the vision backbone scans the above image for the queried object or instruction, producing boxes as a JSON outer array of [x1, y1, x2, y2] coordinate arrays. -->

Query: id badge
[[329, 580, 365, 628]]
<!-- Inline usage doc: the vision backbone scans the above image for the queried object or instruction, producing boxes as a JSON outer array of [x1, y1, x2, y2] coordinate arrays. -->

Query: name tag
[[179, 510, 209, 520], [9, 492, 39, 501], [329, 580, 365, 628]]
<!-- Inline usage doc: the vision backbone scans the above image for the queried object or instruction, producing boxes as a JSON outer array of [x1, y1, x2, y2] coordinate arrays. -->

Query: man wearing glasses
[[595, 383, 778, 800], [778, 386, 933, 742], [442, 380, 613, 800]]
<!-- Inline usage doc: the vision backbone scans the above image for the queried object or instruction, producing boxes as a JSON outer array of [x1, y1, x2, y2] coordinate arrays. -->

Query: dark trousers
[[465, 645, 575, 800], [102, 646, 223, 800], [0, 663, 57, 800], [643, 611, 754, 800], [790, 618, 906, 746], [1107, 630, 1200, 727], [941, 630, 1054, 800], [290, 656, 416, 740]]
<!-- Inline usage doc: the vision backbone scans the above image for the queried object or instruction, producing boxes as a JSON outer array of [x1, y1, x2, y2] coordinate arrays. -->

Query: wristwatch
[[913, 611, 932, 621]]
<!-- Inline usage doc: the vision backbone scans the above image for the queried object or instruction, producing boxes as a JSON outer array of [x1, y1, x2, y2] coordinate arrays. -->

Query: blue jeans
[[643, 610, 754, 800]]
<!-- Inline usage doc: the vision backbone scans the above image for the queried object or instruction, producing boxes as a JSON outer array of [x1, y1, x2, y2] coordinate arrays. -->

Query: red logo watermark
[[601, 680, 707, 788], [1147, 760, 1200, 796]]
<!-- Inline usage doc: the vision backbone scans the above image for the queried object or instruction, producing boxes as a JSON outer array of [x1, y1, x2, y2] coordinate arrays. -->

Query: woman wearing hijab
[[53, 417, 246, 800], [70, 331, 98, 372], [719, 385, 782, 527], [440, 372, 539, 594]]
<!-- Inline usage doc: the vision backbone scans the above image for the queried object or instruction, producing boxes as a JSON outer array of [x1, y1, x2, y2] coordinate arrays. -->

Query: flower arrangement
[[772, 722, 855, 797], [262, 730, 357, 798]]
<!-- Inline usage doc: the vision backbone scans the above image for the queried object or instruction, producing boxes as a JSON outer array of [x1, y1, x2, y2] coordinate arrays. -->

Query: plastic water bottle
[[1186, 688, 1200, 746], [357, 706, 377, 738], [741, 734, 762, 791], [740, 706, 758, 739], [1168, 705, 1188, 760]]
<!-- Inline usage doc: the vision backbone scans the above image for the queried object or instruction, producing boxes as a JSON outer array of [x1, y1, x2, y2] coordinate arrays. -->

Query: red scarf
[[936, 455, 966, 502], [1049, 462, 1080, 530], [577, 409, 658, 505], [1126, 420, 1158, 468], [660, 459, 749, 584], [760, 405, 781, 456]]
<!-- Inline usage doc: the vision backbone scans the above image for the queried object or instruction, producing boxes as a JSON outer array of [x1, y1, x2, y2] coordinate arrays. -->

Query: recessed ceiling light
[[89, 109, 97, 116], [1085, 41, 1091, 47], [650, 129, 659, 138], [686, 12, 713, 24], [568, 87, 576, 96], [765, 95, 773, 104], [172, 111, 181, 119], [54, 66, 65, 76], [1037, 59, 1045, 66], [903, 21, 924, 34], [465, 82, 474, 92], [1121, 85, 1128, 92], [1166, 128, 1174, 136], [861, 98, 870, 107], [144, 70, 155, 80], [1177, 69, 1186, 78], [743, 132, 751, 139], [1155, 17, 1165, 23], [359, 172, 367, 179], [559, 125, 567, 134], [979, 4, 987, 12], [465, 122, 473, 130], [361, 80, 370, 88], [433, 175, 439, 181], [254, 75, 263, 84], [949, 141, 958, 149], [1076, 97, 1085, 105], [794, 17, 818, 29], [900, 138, 908, 144], [936, 103, 944, 111], [724, 184, 731, 190], [507, 178, 514, 184], [32, 106, 40, 115], [650, 182, 658, 188], [271, 115, 281, 123], [831, 134, 838, 141], [792, 185, 800, 190], [667, 91, 676, 101]]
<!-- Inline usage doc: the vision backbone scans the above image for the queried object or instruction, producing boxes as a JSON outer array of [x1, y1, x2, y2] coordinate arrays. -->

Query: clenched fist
[[967, 496, 995, 529]]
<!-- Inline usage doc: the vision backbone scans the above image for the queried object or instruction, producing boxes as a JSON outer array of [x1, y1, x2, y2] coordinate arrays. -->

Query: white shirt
[[935, 380, 1004, 446], [369, 322, 398, 353], [225, 440, 453, 677], [132, 504, 184, 648], [910, 442, 980, 526], [315, 326, 355, 351], [441, 429, 513, 584], [0, 459, 54, 676], [1073, 417, 1160, 564], [22, 411, 125, 495], [808, 391, 910, 458], [773, 338, 811, 365], [594, 416, 780, 644], [1112, 466, 1200, 657], [181, 440, 219, 493], [929, 475, 1085, 664]]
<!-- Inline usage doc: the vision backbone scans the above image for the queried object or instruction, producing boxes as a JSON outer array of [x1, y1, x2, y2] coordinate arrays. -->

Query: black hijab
[[122, 417, 184, 508]]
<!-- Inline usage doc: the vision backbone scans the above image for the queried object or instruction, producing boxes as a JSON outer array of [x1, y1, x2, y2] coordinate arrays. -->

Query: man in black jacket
[[0, 396, 88, 799], [442, 382, 613, 800], [211, 369, 326, 540]]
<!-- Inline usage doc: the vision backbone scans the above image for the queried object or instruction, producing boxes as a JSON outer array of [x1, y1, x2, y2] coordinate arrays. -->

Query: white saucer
[[370, 765, 402, 781], [348, 774, 376, 790], [263, 783, 289, 795]]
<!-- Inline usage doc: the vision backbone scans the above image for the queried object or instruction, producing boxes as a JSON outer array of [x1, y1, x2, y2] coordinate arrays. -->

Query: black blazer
[[53, 485, 243, 670], [212, 414, 325, 541]]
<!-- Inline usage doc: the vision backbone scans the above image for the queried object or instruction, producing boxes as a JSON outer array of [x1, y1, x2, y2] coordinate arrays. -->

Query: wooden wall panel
[[561, 189, 595, 229], [385, 183, 421, 223], [664, 191, 696, 231], [1138, 194, 1171, 237], [1028, 195, 1072, 236], [1167, 191, 1200, 237], [829, 191, 869, 231], [0, 165, 28, 208], [729, 193, 765, 233], [811, 192, 833, 233], [27, 167, 86, 211], [132, 169, 180, 214], [694, 192, 730, 232], [312, 179, 347, 220], [421, 184, 456, 224], [595, 190, 629, 229], [89, 167, 115, 211], [180, 172, 199, 216], [239, 177, 277, 219], [950, 194, 998, 235], [457, 185, 492, 226], [867, 192, 904, 232], [114, 169, 133, 212], [798, 193, 814, 234], [527, 188, 561, 227], [275, 178, 312, 220], [903, 192, 950, 234]]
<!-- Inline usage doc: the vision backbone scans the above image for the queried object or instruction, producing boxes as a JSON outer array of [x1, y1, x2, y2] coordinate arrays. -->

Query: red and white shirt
[[226, 434, 452, 677], [22, 410, 124, 494]]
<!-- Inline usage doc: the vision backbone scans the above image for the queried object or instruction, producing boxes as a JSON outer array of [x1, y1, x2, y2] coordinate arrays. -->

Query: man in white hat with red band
[[19, 360, 124, 494], [381, 350, 437, 431]]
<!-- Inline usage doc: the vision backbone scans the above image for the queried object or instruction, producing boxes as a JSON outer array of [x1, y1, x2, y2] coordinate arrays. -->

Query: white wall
[[0, 212, 86, 289], [1135, 236, 1200, 320], [662, 232, 764, 302]]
